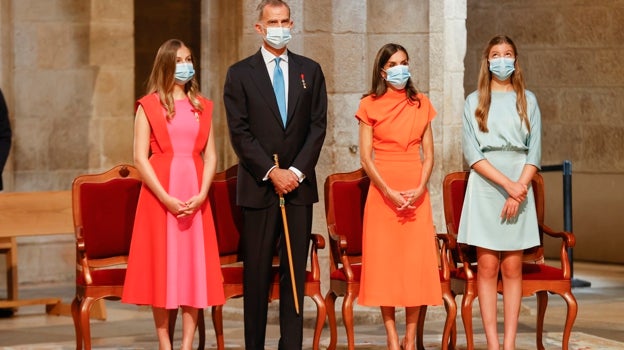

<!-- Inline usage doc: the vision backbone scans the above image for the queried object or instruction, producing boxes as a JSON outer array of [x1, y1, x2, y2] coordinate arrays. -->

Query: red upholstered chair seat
[[76, 269, 127, 287]]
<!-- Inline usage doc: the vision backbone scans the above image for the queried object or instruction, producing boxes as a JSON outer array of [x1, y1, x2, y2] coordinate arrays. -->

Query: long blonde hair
[[146, 39, 202, 120], [475, 35, 529, 132]]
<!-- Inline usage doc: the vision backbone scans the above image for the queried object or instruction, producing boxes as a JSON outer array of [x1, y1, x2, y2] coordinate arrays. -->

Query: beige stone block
[[497, 8, 560, 48], [368, 0, 429, 34], [91, 0, 133, 22], [99, 117, 134, 167], [36, 23, 89, 69], [328, 94, 360, 149], [12, 117, 50, 172], [13, 0, 89, 21], [303, 0, 366, 33], [541, 123, 583, 170], [92, 68, 135, 117], [560, 88, 624, 127], [304, 34, 366, 94], [12, 24, 38, 68], [529, 87, 560, 124], [13, 68, 97, 118], [89, 23, 134, 66], [48, 114, 90, 170], [557, 6, 619, 46], [580, 125, 624, 172], [525, 49, 624, 87]]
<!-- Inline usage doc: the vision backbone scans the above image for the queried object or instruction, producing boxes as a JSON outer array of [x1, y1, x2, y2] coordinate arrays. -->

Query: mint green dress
[[457, 90, 542, 251]]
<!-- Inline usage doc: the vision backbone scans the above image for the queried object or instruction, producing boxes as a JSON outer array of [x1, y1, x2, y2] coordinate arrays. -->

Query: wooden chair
[[442, 171, 578, 350], [204, 164, 326, 350], [324, 168, 456, 350], [71, 164, 142, 350]]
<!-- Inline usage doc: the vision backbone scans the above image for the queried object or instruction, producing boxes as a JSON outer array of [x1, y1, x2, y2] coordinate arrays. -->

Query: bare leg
[[402, 306, 420, 350], [477, 247, 501, 350], [381, 306, 400, 350], [500, 251, 523, 350], [180, 306, 199, 350], [153, 307, 173, 350]]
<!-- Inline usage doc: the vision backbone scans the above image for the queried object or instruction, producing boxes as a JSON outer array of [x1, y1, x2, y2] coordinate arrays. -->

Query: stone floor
[[0, 261, 623, 349]]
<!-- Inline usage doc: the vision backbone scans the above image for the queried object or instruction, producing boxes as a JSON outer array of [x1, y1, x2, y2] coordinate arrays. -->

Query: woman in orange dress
[[356, 43, 442, 350]]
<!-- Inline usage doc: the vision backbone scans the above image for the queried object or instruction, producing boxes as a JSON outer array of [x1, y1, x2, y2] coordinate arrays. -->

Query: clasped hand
[[164, 194, 205, 218], [501, 181, 528, 220], [387, 187, 424, 211], [269, 168, 300, 195]]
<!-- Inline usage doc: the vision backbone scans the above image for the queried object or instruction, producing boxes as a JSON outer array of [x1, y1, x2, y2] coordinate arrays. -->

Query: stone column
[[429, 0, 467, 228]]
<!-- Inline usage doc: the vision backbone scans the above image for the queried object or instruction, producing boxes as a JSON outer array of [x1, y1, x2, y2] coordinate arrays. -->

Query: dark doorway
[[134, 0, 201, 100]]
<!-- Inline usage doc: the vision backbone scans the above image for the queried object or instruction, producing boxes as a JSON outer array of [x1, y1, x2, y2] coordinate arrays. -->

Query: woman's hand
[[398, 187, 425, 210], [162, 195, 192, 218], [179, 193, 206, 217], [385, 187, 410, 210], [501, 197, 520, 220], [504, 181, 528, 203]]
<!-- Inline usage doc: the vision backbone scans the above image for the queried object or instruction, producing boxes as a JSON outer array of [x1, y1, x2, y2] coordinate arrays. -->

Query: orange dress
[[356, 90, 442, 307]]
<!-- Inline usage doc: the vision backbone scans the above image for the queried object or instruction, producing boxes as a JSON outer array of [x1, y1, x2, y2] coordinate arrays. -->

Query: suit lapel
[[248, 51, 285, 128], [286, 52, 303, 128]]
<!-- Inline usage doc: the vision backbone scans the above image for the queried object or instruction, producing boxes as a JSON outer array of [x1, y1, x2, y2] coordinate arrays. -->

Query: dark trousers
[[242, 203, 312, 350]]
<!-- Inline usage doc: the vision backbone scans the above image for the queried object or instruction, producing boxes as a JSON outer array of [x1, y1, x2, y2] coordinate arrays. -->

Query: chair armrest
[[311, 233, 325, 250], [436, 232, 456, 250], [435, 233, 452, 281], [541, 223, 576, 248], [540, 223, 575, 279], [309, 233, 325, 281], [327, 224, 347, 252]]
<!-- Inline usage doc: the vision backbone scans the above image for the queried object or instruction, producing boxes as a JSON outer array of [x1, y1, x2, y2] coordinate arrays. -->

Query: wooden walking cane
[[273, 154, 300, 315]]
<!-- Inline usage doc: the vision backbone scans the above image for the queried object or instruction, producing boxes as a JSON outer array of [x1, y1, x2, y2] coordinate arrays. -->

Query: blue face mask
[[175, 62, 195, 84], [489, 57, 515, 80], [265, 26, 292, 50], [384, 65, 411, 90]]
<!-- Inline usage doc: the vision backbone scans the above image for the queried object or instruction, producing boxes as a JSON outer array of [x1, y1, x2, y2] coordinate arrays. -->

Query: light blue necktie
[[272, 57, 287, 126]]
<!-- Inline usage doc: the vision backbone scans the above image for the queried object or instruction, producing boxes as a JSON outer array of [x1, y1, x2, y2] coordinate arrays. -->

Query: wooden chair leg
[[211, 305, 225, 350], [442, 290, 457, 350], [79, 297, 97, 350], [461, 289, 476, 350], [342, 292, 356, 350], [535, 291, 548, 350], [71, 297, 83, 350], [325, 291, 338, 350], [561, 291, 578, 350], [311, 291, 326, 350], [416, 305, 427, 350]]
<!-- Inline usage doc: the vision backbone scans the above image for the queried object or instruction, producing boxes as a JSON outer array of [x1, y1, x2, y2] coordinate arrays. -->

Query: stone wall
[[0, 0, 135, 286], [465, 0, 624, 263]]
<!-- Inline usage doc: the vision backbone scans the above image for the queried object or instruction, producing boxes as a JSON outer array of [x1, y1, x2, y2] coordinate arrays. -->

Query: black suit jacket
[[0, 89, 11, 191], [224, 50, 327, 208]]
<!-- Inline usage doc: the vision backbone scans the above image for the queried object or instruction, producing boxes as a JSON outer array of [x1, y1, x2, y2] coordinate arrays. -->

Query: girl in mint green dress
[[457, 35, 542, 350]]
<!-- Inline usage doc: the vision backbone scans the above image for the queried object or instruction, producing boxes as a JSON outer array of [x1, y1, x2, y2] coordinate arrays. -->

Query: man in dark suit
[[223, 0, 327, 349], [0, 89, 11, 191]]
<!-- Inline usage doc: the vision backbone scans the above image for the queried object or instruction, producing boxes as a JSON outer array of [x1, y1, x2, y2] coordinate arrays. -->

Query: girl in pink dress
[[122, 39, 224, 350]]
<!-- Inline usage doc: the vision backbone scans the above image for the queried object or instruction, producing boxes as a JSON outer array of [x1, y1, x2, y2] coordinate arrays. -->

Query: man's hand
[[269, 168, 300, 195]]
